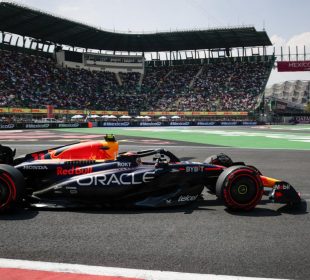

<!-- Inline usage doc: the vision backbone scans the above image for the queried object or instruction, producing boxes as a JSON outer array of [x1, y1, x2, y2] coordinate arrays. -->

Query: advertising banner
[[101, 122, 131, 127], [0, 123, 89, 130], [295, 116, 310, 124], [98, 121, 258, 127], [196, 121, 216, 126], [31, 108, 47, 114], [68, 110, 85, 115], [277, 61, 310, 72], [9, 108, 31, 114], [139, 122, 163, 126], [169, 121, 191, 126], [55, 109, 69, 114], [90, 110, 127, 115], [140, 111, 248, 116], [0, 123, 15, 129], [0, 107, 129, 116], [0, 108, 9, 113]]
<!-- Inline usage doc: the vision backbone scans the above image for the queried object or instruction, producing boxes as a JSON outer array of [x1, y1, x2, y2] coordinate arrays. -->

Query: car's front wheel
[[216, 165, 263, 211]]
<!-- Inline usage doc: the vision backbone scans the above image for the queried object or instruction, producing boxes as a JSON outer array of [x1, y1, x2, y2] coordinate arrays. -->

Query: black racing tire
[[216, 165, 263, 211], [0, 164, 25, 212]]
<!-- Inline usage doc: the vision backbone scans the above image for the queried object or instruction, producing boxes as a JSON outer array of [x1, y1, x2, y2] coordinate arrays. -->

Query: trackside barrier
[[0, 121, 262, 130], [98, 121, 261, 127], [0, 123, 89, 130]]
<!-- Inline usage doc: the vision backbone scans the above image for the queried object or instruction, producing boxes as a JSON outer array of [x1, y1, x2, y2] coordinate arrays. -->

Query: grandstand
[[0, 2, 274, 120]]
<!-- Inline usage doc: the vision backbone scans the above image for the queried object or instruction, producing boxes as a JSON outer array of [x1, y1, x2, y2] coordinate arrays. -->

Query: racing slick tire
[[0, 164, 25, 212], [216, 165, 263, 211]]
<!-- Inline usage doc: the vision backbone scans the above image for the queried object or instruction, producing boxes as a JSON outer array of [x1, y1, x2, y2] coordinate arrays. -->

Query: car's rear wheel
[[216, 165, 263, 211], [0, 164, 25, 212]]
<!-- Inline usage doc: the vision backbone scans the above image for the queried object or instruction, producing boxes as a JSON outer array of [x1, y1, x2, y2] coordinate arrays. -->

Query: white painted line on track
[[0, 258, 289, 280]]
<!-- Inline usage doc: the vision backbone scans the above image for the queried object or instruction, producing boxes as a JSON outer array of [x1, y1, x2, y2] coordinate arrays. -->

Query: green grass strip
[[55, 127, 310, 150]]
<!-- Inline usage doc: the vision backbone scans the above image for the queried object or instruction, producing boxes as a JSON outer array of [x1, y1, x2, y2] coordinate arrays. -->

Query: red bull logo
[[57, 167, 93, 176]]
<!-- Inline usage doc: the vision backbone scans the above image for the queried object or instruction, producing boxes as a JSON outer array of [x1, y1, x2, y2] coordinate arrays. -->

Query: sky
[[5, 0, 310, 85]]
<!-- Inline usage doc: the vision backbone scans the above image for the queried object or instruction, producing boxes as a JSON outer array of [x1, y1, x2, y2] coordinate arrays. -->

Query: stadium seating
[[0, 49, 273, 112]]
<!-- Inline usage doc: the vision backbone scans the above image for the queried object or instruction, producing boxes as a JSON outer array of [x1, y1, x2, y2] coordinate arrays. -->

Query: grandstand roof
[[0, 2, 272, 52]]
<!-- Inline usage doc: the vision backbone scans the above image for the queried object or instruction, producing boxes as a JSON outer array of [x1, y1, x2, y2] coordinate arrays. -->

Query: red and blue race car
[[0, 135, 304, 212]]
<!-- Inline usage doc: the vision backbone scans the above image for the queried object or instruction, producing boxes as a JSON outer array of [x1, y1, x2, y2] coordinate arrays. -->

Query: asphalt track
[[0, 129, 309, 279]]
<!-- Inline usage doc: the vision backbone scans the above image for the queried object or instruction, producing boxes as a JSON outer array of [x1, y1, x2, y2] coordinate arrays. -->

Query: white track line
[[0, 258, 288, 280]]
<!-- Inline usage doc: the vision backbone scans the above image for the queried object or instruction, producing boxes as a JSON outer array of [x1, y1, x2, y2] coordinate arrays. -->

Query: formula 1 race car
[[0, 135, 303, 212]]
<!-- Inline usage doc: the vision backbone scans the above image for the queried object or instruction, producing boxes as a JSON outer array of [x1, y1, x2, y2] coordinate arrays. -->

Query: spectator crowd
[[0, 49, 272, 112]]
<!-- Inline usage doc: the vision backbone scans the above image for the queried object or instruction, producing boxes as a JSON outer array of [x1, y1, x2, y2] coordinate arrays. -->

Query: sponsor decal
[[58, 123, 80, 128], [220, 121, 238, 126], [169, 122, 190, 126], [275, 183, 291, 190], [186, 166, 204, 173], [0, 124, 15, 129], [57, 167, 93, 176], [117, 162, 132, 167], [102, 122, 130, 127], [25, 123, 50, 129], [178, 195, 198, 202], [139, 122, 162, 127], [76, 171, 155, 186], [196, 121, 216, 126], [23, 165, 48, 170]]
